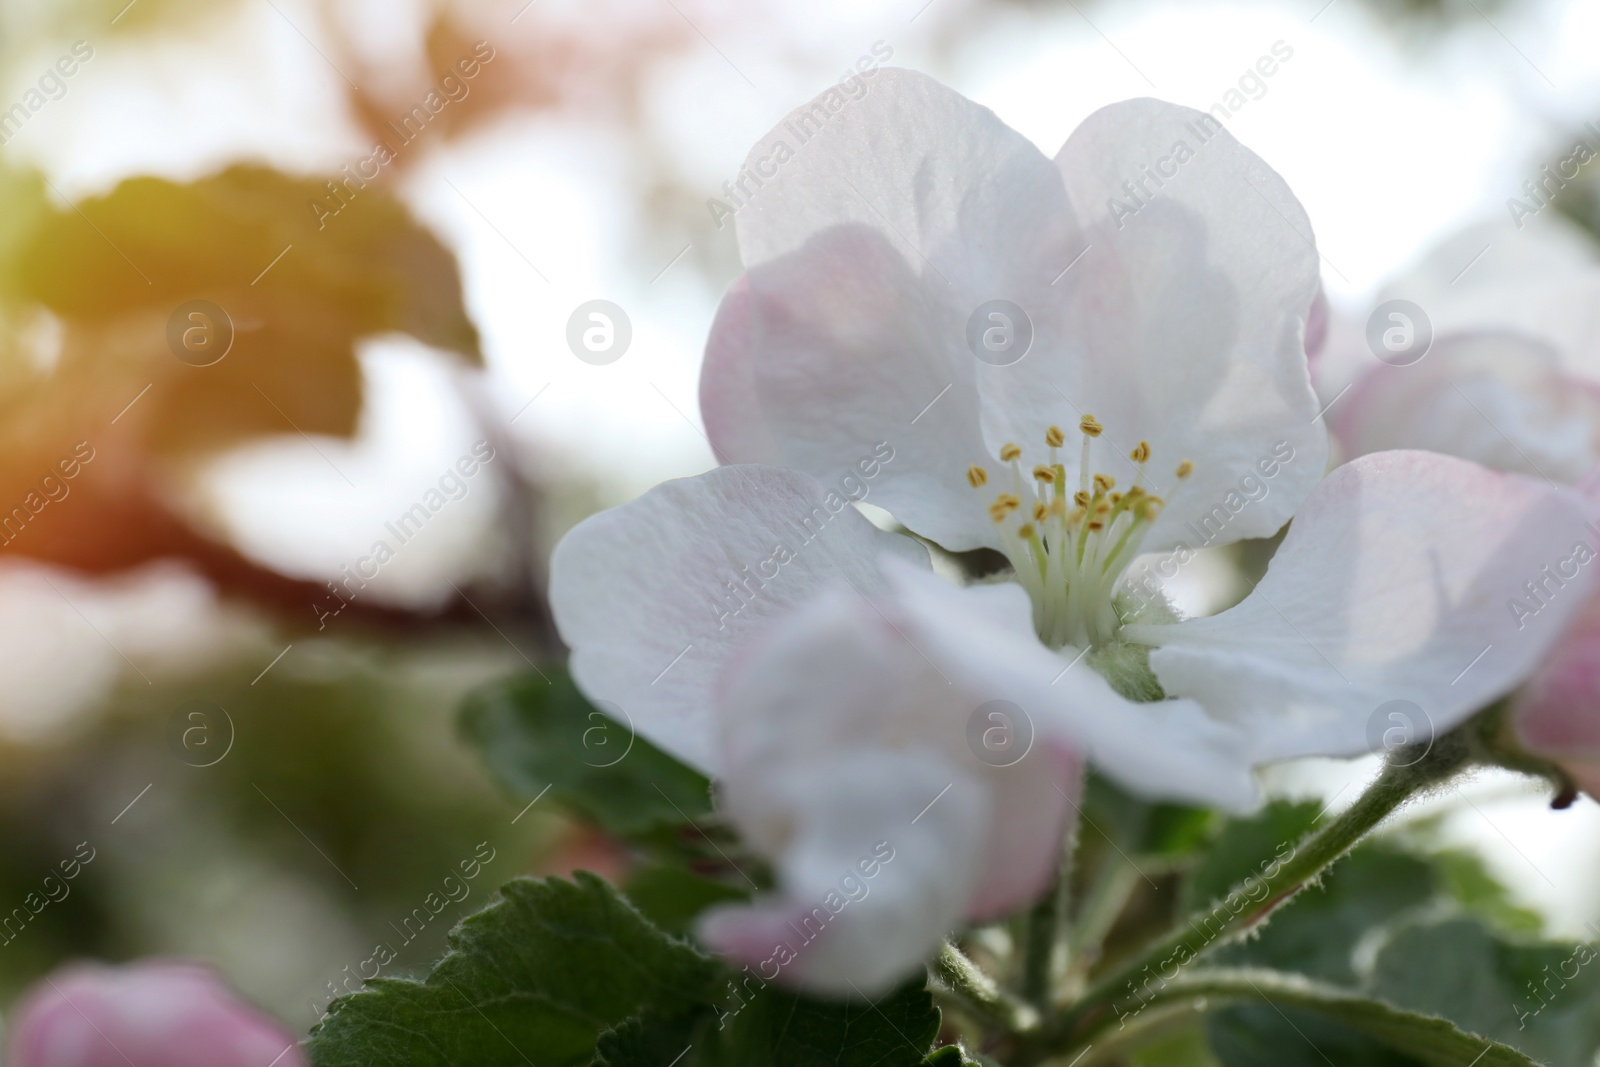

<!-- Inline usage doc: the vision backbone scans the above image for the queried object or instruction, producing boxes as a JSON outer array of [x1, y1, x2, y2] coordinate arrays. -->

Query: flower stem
[[1014, 735, 1473, 1063], [932, 941, 1038, 1035], [1021, 818, 1078, 1008]]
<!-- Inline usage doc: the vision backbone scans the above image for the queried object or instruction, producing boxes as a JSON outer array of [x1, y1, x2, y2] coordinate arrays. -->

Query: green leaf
[[460, 669, 715, 842], [1369, 918, 1600, 1067], [592, 1013, 703, 1066], [13, 164, 478, 455], [308, 874, 722, 1067], [1180, 799, 1320, 913], [696, 978, 941, 1067], [623, 864, 749, 937], [1210, 844, 1436, 985], [1191, 971, 1540, 1067]]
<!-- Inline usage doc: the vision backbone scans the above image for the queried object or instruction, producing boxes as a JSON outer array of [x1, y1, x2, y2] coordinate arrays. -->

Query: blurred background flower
[[2, 0, 1600, 1035]]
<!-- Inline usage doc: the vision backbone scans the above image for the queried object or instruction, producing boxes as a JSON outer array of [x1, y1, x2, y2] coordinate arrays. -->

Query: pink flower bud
[[7, 960, 304, 1067]]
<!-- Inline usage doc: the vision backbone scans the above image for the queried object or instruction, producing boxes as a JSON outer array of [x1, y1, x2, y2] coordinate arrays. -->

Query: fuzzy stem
[[932, 941, 1039, 1035], [1014, 736, 1472, 1064], [1021, 818, 1078, 1008]]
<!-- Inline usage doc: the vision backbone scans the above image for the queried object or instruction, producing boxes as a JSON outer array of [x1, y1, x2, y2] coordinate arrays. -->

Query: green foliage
[[6, 164, 478, 455], [1371, 919, 1600, 1067], [309, 874, 723, 1067], [308, 872, 945, 1067], [460, 669, 715, 843]]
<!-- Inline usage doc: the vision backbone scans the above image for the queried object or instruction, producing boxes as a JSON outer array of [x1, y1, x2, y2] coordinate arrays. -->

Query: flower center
[[965, 416, 1192, 650]]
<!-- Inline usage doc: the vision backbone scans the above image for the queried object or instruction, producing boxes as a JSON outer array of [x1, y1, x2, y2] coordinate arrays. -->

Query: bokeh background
[[1, 0, 1600, 1033]]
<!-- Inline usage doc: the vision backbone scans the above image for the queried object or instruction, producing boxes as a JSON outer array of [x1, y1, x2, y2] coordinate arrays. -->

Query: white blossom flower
[[1329, 220, 1600, 792], [550, 72, 1595, 992]]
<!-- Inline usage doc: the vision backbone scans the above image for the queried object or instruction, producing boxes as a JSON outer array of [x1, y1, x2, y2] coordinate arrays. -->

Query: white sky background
[[7, 0, 1600, 933]]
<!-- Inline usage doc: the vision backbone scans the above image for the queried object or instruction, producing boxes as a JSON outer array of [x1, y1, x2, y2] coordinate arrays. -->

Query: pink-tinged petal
[[706, 585, 1082, 993], [1513, 592, 1600, 788], [983, 99, 1327, 556], [720, 225, 998, 551], [7, 960, 302, 1067], [880, 559, 1262, 811], [1334, 332, 1600, 484], [701, 749, 987, 996], [1129, 451, 1600, 762], [700, 276, 784, 466], [1306, 284, 1330, 369], [733, 69, 1076, 302], [549, 465, 927, 775]]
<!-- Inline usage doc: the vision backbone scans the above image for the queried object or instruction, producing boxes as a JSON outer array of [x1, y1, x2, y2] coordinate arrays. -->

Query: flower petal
[[1129, 451, 1600, 761], [982, 99, 1328, 555], [713, 225, 999, 550], [699, 275, 784, 466], [548, 465, 927, 774], [1334, 332, 1600, 484], [879, 559, 1261, 811]]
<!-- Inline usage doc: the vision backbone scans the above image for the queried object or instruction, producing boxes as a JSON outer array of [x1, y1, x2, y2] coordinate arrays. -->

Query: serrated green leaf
[[696, 978, 940, 1067], [1191, 970, 1539, 1067], [460, 669, 714, 841], [1370, 918, 1600, 1067], [592, 1013, 702, 1066], [308, 874, 722, 1067]]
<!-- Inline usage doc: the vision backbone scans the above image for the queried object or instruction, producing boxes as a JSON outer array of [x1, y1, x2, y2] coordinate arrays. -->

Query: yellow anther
[[1124, 485, 1145, 500], [1073, 490, 1090, 507], [989, 502, 1011, 523], [966, 465, 989, 488], [1045, 425, 1066, 448], [1033, 501, 1048, 522], [1093, 473, 1116, 493], [1109, 492, 1122, 505], [1087, 520, 1105, 531], [1079, 415, 1103, 438], [1130, 440, 1151, 464], [1048, 497, 1067, 517], [1000, 443, 1022, 462], [1175, 459, 1194, 480], [1018, 523, 1037, 539], [1094, 501, 1110, 516], [1032, 465, 1055, 483]]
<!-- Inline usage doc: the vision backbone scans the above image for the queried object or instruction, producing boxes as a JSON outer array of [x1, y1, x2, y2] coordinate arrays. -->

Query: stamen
[[1032, 465, 1054, 483], [1045, 425, 1066, 448], [1073, 490, 1090, 507], [1175, 459, 1194, 480], [1079, 415, 1102, 438], [1033, 501, 1048, 521], [1093, 474, 1115, 494], [967, 465, 989, 488], [1130, 441, 1151, 464], [1000, 443, 1022, 462]]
